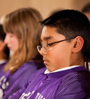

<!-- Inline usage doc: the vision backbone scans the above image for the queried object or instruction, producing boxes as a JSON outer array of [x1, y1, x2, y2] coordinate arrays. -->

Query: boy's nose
[[40, 48, 47, 55]]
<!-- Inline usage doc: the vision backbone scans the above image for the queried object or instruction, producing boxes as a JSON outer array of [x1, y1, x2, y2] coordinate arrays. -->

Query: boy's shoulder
[[55, 70, 90, 98], [62, 70, 90, 82]]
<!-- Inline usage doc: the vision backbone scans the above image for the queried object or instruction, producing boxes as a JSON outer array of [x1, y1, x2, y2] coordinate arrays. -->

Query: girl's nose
[[4, 35, 9, 44]]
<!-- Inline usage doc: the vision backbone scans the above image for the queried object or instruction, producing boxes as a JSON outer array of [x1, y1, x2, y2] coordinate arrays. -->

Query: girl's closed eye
[[9, 34, 14, 38]]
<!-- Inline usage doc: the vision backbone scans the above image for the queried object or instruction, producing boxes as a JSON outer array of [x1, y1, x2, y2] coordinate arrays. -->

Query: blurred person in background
[[81, 3, 90, 70], [0, 7, 45, 99], [82, 3, 90, 21], [0, 24, 9, 77], [0, 15, 17, 57]]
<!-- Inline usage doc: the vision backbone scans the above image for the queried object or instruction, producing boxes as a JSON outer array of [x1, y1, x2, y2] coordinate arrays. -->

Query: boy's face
[[41, 26, 74, 72]]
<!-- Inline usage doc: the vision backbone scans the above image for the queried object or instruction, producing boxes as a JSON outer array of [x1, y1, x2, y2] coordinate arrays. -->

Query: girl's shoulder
[[20, 61, 45, 70]]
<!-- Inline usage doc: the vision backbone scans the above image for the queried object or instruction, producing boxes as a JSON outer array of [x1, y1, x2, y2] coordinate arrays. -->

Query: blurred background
[[0, 0, 90, 19]]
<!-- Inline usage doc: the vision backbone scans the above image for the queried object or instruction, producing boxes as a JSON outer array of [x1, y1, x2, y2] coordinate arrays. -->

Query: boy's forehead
[[41, 26, 65, 41], [41, 26, 57, 41]]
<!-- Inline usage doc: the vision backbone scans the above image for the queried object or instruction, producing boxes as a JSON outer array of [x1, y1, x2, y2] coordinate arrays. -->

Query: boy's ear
[[72, 36, 84, 53], [0, 41, 5, 51]]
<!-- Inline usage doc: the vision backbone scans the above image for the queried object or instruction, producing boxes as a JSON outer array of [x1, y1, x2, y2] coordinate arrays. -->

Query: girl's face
[[4, 33, 19, 53]]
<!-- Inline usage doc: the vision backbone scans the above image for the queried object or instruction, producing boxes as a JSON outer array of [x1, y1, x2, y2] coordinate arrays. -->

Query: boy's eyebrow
[[41, 36, 53, 42]]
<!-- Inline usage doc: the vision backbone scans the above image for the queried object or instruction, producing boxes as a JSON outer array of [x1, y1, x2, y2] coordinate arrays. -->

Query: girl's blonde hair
[[3, 7, 43, 74]]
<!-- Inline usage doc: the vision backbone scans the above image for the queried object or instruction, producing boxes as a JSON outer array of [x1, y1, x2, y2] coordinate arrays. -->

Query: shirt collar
[[44, 65, 81, 74]]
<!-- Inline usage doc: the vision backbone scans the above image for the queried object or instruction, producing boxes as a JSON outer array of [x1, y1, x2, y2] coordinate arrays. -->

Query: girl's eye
[[10, 35, 13, 37], [9, 34, 14, 38], [8, 33, 14, 38]]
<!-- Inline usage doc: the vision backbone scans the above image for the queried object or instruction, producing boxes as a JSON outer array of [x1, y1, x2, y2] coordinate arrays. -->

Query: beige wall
[[0, 0, 90, 19], [29, 0, 90, 18], [29, 0, 74, 18], [0, 0, 29, 18]]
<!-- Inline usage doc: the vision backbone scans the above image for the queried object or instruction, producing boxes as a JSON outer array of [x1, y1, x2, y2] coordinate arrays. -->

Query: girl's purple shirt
[[0, 61, 45, 99]]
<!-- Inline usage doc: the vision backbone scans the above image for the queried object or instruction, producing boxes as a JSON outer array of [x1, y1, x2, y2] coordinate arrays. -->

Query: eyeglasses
[[37, 36, 76, 53]]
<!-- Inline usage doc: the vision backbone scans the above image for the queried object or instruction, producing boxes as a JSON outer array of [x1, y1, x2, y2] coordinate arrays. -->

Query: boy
[[20, 10, 90, 99]]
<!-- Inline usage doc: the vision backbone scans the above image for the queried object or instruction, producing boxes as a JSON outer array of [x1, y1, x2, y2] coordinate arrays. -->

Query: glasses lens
[[37, 45, 41, 52]]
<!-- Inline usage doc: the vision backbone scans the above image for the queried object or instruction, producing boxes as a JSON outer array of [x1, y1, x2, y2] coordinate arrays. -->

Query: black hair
[[0, 25, 5, 40], [82, 3, 90, 13], [0, 24, 9, 60], [41, 9, 90, 70]]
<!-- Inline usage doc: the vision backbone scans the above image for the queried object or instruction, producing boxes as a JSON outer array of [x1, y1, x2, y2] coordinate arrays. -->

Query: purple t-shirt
[[0, 61, 45, 99], [18, 66, 90, 99]]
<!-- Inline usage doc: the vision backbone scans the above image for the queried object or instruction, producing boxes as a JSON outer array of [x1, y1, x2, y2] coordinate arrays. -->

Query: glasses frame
[[37, 36, 76, 53]]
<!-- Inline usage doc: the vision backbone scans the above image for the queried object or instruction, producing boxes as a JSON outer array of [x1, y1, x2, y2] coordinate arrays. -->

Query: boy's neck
[[70, 52, 84, 66]]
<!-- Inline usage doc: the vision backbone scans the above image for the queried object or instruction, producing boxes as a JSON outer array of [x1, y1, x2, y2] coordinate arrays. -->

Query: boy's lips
[[43, 59, 49, 64]]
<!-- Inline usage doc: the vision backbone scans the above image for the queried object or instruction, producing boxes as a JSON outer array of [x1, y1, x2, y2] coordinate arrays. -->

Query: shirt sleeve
[[2, 63, 37, 99], [8, 87, 25, 99], [55, 72, 89, 99], [7, 72, 38, 99], [7, 68, 45, 99]]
